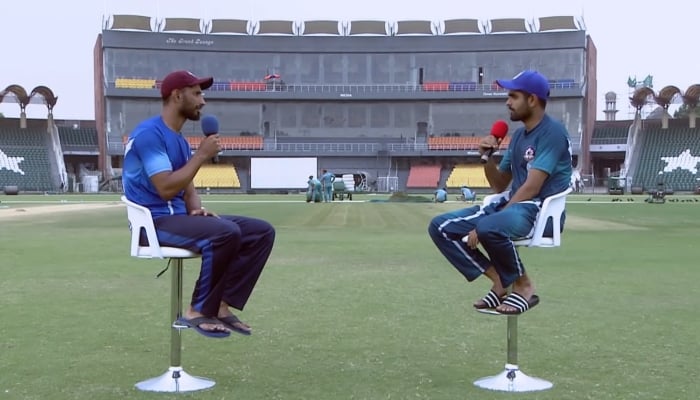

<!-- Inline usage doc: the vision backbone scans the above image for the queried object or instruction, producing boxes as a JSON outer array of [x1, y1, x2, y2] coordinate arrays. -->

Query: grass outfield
[[0, 193, 698, 399]]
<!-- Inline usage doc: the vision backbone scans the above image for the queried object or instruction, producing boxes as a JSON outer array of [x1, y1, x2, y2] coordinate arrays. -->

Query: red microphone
[[480, 120, 509, 164]]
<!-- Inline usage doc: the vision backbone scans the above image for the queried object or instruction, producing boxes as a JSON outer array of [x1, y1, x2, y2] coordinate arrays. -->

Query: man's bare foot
[[473, 267, 506, 309], [473, 288, 507, 309], [496, 276, 536, 314], [217, 303, 252, 335], [183, 308, 230, 333]]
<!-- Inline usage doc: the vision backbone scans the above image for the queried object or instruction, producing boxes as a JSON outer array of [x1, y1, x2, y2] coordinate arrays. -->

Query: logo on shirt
[[523, 146, 536, 162]]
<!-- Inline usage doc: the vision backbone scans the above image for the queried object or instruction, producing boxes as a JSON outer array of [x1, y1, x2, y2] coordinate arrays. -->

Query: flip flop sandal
[[219, 315, 252, 336], [474, 289, 508, 309], [174, 316, 231, 338], [497, 293, 540, 315]]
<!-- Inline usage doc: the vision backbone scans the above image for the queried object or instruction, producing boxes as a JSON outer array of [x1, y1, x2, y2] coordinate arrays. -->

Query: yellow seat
[[446, 164, 490, 188], [193, 164, 241, 188]]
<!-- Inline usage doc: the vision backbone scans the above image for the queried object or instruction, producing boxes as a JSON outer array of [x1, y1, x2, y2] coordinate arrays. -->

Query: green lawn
[[0, 194, 698, 399]]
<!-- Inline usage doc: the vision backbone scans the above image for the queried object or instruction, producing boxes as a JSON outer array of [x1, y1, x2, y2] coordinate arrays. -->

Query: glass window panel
[[370, 103, 390, 128], [301, 103, 321, 128], [348, 104, 367, 128], [346, 54, 367, 84], [394, 103, 412, 128], [369, 54, 390, 84], [323, 104, 345, 127], [299, 54, 320, 84], [322, 54, 344, 84]]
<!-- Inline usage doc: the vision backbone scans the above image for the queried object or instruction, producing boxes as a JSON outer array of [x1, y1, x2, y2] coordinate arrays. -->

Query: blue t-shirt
[[123, 116, 192, 217], [308, 178, 322, 190], [435, 189, 448, 202], [498, 114, 572, 200], [320, 172, 335, 186], [461, 187, 474, 199]]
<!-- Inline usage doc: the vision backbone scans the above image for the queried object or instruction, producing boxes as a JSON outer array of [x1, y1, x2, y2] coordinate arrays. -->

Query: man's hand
[[189, 207, 220, 218], [465, 229, 479, 249], [478, 135, 500, 157], [196, 134, 221, 159]]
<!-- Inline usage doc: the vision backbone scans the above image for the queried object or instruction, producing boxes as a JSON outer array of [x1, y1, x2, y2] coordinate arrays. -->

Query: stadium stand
[[446, 164, 490, 188], [96, 14, 592, 192], [193, 164, 241, 188], [0, 122, 54, 191], [632, 125, 700, 191], [591, 125, 629, 144], [406, 164, 441, 188], [58, 126, 98, 149]]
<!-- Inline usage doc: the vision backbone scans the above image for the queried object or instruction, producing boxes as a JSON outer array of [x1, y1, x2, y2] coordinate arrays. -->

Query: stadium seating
[[193, 164, 241, 188], [0, 125, 55, 191], [115, 78, 157, 89], [446, 164, 490, 188], [186, 136, 263, 150], [428, 136, 480, 150], [421, 82, 450, 91], [632, 126, 700, 191], [428, 136, 510, 150], [58, 127, 98, 148], [229, 82, 267, 91], [591, 125, 628, 144], [406, 164, 441, 188]]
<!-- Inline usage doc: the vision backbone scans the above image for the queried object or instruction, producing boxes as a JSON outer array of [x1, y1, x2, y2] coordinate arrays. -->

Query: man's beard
[[183, 107, 201, 121]]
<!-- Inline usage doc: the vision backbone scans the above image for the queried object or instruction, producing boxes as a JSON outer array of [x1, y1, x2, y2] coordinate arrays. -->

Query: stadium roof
[[208, 19, 249, 35], [102, 14, 585, 36], [301, 20, 342, 35]]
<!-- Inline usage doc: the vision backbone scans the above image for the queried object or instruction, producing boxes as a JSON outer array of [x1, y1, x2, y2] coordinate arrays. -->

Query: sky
[[0, 0, 695, 121]]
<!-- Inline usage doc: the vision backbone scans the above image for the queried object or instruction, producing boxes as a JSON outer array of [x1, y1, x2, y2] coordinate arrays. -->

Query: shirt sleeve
[[530, 129, 568, 175], [498, 148, 512, 173], [132, 131, 173, 177]]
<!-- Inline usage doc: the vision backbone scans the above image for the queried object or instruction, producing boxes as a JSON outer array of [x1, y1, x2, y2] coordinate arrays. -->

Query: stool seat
[[134, 246, 199, 259], [464, 187, 572, 392], [122, 196, 214, 393]]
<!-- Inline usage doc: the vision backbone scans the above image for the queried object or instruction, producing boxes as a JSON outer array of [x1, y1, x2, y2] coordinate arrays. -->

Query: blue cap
[[496, 70, 550, 101]]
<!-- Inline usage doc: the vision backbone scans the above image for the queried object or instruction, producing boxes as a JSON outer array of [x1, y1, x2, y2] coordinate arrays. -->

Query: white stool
[[463, 188, 571, 392], [122, 196, 215, 393]]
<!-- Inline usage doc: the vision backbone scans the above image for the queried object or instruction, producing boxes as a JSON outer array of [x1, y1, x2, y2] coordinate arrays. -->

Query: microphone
[[480, 120, 509, 164], [200, 115, 220, 164]]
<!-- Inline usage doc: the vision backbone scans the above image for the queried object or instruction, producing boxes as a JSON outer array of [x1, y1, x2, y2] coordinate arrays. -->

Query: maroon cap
[[160, 70, 214, 99]]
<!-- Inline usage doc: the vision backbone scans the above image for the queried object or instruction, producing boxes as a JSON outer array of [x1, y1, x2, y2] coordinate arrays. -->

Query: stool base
[[474, 363, 552, 392], [135, 366, 215, 393]]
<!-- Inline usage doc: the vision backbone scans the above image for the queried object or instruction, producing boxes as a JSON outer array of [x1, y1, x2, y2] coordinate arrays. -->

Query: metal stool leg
[[474, 314, 553, 392], [135, 258, 216, 393]]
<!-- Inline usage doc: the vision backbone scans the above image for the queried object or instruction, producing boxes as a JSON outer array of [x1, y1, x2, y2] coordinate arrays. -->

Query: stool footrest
[[474, 364, 552, 392], [135, 366, 215, 393]]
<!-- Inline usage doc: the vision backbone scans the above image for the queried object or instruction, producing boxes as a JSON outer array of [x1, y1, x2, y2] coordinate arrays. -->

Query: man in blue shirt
[[320, 169, 336, 202], [306, 175, 322, 202], [123, 70, 276, 337], [434, 187, 448, 203], [428, 70, 572, 315], [460, 186, 476, 202]]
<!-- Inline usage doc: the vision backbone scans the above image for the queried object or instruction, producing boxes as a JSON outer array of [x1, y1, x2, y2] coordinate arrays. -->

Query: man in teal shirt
[[320, 169, 336, 202], [428, 70, 572, 315], [434, 187, 448, 203], [306, 175, 322, 203]]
